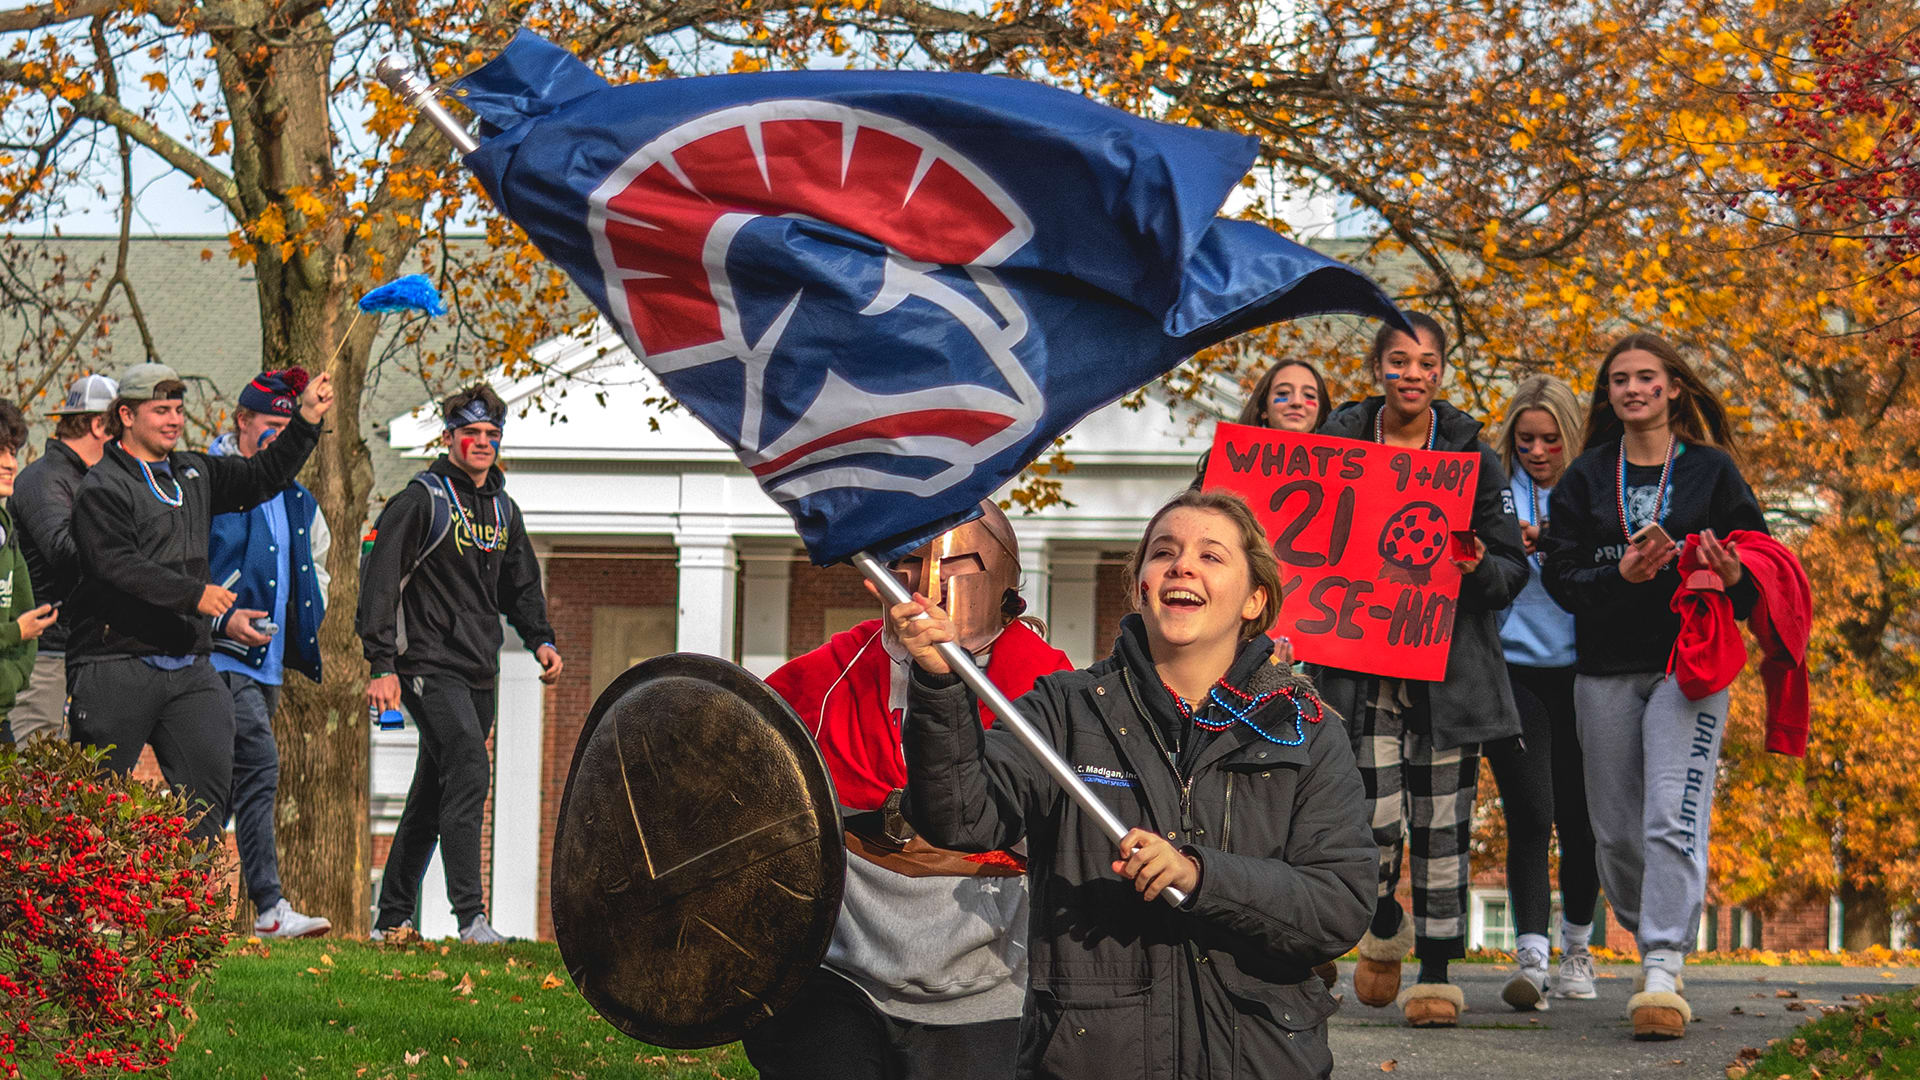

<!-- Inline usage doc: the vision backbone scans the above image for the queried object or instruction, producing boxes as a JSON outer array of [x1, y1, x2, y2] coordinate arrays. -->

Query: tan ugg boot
[[1353, 919, 1416, 1007], [1399, 982, 1465, 1028], [1629, 990, 1691, 1040]]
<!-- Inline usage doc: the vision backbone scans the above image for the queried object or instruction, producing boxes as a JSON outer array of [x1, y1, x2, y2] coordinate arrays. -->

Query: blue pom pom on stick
[[331, 274, 449, 371], [357, 274, 448, 316]]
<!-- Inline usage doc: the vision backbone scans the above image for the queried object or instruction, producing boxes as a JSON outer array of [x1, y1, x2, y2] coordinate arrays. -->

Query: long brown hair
[[1236, 359, 1330, 431], [1581, 333, 1739, 462], [1125, 489, 1283, 642]]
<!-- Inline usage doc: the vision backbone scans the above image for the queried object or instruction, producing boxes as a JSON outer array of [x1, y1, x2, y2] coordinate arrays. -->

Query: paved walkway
[[1328, 961, 1920, 1079]]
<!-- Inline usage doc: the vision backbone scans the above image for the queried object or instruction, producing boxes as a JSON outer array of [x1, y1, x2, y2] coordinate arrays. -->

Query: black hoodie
[[356, 456, 554, 687], [1304, 397, 1528, 752], [1539, 439, 1766, 676]]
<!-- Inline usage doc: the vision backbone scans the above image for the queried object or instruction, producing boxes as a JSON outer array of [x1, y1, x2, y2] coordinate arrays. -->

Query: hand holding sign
[[1202, 424, 1479, 681]]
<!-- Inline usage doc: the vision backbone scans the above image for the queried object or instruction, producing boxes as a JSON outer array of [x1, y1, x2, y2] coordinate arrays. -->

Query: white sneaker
[[1501, 946, 1550, 1011], [1555, 948, 1598, 999], [459, 914, 507, 944], [254, 899, 332, 939], [370, 919, 413, 942]]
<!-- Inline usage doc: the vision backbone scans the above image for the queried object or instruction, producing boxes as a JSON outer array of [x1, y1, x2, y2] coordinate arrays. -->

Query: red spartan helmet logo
[[585, 101, 1046, 502]]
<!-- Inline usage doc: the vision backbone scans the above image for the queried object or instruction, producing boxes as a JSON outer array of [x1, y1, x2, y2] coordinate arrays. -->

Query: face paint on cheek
[[1384, 372, 1402, 380], [490, 439, 501, 454], [1651, 386, 1664, 398], [459, 436, 477, 458], [1546, 444, 1563, 454], [256, 428, 280, 451]]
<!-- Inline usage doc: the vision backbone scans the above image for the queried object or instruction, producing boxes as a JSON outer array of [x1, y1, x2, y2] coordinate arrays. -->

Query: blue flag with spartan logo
[[453, 31, 1406, 563]]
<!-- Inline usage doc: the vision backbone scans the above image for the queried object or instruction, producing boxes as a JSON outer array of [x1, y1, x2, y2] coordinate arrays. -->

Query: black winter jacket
[[904, 622, 1373, 1080], [1306, 398, 1527, 751], [66, 416, 322, 663], [355, 456, 553, 688], [9, 439, 92, 653]]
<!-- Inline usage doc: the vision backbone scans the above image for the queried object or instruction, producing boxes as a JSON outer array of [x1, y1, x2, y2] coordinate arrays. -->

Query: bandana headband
[[445, 398, 505, 431]]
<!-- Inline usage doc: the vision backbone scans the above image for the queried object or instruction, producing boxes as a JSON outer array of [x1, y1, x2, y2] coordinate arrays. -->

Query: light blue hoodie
[[1500, 471, 1577, 668]]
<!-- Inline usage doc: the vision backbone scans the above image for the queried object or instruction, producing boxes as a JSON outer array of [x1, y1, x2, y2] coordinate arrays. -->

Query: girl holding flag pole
[[885, 488, 1373, 1079]]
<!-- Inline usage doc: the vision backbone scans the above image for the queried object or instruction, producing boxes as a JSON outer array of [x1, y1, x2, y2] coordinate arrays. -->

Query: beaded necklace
[[1162, 677, 1323, 747], [1374, 406, 1437, 450], [125, 445, 183, 508], [439, 476, 506, 552], [1615, 433, 1676, 539]]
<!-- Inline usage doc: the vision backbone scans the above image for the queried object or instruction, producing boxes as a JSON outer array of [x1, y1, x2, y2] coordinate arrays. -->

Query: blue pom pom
[[357, 274, 448, 316]]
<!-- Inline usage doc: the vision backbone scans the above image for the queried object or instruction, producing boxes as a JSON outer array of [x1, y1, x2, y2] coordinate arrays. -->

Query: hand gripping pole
[[853, 552, 1186, 907]]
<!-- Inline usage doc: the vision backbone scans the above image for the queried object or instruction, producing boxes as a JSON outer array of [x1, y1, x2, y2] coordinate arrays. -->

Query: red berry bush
[[0, 738, 232, 1076]]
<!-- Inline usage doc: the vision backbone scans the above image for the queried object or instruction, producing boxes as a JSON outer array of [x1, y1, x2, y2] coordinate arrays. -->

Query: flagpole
[[852, 552, 1187, 907], [374, 51, 1188, 909], [375, 56, 480, 155]]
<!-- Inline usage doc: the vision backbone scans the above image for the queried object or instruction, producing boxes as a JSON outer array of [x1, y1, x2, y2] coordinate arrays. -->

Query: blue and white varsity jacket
[[207, 432, 331, 684]]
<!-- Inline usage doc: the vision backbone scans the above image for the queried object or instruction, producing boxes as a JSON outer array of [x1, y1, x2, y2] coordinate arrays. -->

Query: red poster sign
[[1201, 422, 1479, 681]]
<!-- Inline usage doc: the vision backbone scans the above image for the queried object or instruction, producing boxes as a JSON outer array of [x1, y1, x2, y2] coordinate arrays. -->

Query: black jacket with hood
[[9, 438, 91, 653], [355, 455, 553, 688], [1305, 397, 1527, 752], [904, 618, 1373, 1080], [66, 415, 321, 664]]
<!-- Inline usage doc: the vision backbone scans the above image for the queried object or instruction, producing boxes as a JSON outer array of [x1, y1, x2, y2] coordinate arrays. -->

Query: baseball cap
[[48, 373, 119, 415], [116, 362, 184, 402]]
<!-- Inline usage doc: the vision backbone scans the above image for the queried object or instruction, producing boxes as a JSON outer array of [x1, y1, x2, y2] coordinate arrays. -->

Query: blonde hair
[[1125, 489, 1283, 642], [1495, 374, 1585, 477]]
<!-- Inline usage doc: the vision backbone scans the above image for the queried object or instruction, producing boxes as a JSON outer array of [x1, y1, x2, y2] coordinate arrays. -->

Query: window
[[1471, 889, 1515, 951], [590, 605, 676, 697]]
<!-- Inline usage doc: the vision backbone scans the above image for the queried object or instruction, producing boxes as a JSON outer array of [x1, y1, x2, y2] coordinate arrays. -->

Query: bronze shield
[[551, 653, 845, 1048]]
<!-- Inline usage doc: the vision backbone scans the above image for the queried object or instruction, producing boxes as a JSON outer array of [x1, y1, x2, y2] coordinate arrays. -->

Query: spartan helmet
[[891, 501, 1024, 653]]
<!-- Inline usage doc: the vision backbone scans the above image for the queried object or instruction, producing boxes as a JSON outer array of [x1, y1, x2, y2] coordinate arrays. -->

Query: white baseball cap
[[48, 373, 120, 415]]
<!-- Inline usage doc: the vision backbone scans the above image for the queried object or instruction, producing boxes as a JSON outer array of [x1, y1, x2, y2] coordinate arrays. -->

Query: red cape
[[766, 618, 1073, 810], [1668, 530, 1811, 757]]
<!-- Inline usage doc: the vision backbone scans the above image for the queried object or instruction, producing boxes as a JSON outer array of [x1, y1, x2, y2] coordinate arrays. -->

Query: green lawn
[[1730, 986, 1920, 1079], [170, 938, 756, 1080]]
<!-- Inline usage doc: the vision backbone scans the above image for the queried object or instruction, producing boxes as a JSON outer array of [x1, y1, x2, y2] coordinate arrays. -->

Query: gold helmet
[[891, 501, 1024, 653]]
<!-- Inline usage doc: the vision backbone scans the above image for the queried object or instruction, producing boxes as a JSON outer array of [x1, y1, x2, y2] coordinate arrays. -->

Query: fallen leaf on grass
[[541, 972, 565, 990], [427, 969, 449, 982], [453, 973, 475, 996], [404, 1050, 424, 1065], [321, 954, 335, 967], [1725, 1067, 1747, 1079], [306, 967, 322, 975]]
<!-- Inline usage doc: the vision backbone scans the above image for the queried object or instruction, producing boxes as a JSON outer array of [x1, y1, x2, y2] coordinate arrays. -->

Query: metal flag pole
[[375, 56, 481, 155], [373, 52, 1186, 909], [852, 552, 1186, 907]]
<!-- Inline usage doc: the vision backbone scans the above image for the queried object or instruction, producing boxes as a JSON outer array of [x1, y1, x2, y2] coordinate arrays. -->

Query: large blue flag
[[456, 32, 1404, 563]]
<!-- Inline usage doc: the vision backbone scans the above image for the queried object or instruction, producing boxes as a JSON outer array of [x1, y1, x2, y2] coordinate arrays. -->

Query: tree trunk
[[1840, 882, 1893, 951]]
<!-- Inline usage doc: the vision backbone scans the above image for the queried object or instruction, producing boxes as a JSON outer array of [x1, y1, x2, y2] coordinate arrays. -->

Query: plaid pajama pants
[[1354, 678, 1479, 952]]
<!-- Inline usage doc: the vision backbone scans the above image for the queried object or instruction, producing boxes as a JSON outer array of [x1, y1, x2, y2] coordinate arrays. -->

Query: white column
[[676, 533, 740, 660], [491, 641, 545, 939], [739, 546, 793, 677], [1049, 549, 1099, 668], [1017, 540, 1052, 632]]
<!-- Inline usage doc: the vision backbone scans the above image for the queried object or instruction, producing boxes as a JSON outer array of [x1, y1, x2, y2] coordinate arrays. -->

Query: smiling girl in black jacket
[[889, 489, 1373, 1080]]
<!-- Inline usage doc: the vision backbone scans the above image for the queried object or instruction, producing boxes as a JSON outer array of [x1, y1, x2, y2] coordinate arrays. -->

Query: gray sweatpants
[[1575, 672, 1728, 956]]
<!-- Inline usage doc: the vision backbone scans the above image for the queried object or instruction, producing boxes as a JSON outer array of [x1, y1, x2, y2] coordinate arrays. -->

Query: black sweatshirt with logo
[[1539, 440, 1767, 676], [356, 455, 553, 688]]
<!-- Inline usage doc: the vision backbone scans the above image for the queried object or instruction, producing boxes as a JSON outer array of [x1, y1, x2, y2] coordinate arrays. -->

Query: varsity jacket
[[8, 439, 90, 654], [355, 455, 553, 687], [66, 415, 322, 664], [206, 432, 331, 684]]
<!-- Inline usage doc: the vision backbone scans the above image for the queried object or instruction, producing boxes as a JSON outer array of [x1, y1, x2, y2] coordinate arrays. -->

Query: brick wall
[[536, 550, 679, 939], [1093, 552, 1135, 660], [788, 559, 879, 652]]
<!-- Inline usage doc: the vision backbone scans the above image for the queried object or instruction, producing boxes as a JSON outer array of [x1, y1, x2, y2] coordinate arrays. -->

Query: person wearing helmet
[[749, 501, 1072, 1080]]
